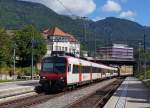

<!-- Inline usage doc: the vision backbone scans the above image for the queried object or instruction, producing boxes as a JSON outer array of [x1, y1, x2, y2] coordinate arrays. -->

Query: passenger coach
[[39, 55, 118, 91]]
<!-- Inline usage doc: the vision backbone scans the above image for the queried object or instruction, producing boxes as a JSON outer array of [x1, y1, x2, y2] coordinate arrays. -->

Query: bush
[[0, 66, 40, 75], [0, 66, 13, 74]]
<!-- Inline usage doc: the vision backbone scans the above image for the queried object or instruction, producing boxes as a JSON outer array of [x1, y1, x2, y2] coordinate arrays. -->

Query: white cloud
[[102, 0, 121, 12], [119, 10, 136, 19], [20, 0, 96, 16]]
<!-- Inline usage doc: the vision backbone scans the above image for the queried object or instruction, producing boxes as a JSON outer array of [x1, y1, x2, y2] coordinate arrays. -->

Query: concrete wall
[[0, 74, 18, 80]]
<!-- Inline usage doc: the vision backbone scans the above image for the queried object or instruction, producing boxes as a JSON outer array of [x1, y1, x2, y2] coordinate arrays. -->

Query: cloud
[[119, 10, 136, 19], [19, 0, 96, 16], [102, 0, 121, 12]]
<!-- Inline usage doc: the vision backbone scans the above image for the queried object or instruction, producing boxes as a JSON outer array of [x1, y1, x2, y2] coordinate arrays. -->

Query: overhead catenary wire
[[56, 0, 74, 16]]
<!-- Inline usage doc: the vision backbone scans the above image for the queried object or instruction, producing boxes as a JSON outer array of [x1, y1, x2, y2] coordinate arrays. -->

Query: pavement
[[0, 80, 39, 99], [104, 77, 150, 108]]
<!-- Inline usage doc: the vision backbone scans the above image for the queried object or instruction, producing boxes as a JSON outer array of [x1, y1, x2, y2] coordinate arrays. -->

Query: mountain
[[0, 0, 89, 39], [90, 17, 150, 47], [0, 0, 150, 50]]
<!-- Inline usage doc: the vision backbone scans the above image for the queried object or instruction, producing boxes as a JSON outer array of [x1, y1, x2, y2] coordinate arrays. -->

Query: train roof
[[44, 56, 118, 71]]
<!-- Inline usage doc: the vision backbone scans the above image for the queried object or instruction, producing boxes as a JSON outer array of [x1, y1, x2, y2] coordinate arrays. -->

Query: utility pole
[[81, 17, 88, 55], [31, 25, 34, 80], [94, 29, 96, 60], [138, 42, 141, 74], [82, 17, 87, 42], [13, 43, 16, 80], [31, 38, 34, 80], [143, 34, 147, 80]]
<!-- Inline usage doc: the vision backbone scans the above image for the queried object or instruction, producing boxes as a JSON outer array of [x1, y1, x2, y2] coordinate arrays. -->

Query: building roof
[[43, 27, 68, 37], [43, 27, 78, 42]]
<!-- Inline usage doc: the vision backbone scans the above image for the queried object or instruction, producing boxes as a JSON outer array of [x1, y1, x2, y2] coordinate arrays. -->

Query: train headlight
[[42, 76, 46, 79], [60, 77, 63, 80]]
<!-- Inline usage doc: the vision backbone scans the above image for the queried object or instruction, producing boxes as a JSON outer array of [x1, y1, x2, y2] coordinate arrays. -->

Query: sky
[[20, 0, 150, 26]]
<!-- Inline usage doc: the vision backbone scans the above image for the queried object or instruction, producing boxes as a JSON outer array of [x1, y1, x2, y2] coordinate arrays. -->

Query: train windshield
[[42, 57, 66, 73]]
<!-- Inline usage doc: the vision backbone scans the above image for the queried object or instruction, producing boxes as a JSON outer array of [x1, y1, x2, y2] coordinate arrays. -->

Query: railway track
[[0, 78, 123, 108], [67, 78, 123, 108], [0, 90, 66, 108], [0, 83, 93, 108]]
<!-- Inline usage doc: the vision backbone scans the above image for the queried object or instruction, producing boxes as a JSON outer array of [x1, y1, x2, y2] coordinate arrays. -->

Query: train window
[[82, 66, 85, 73], [43, 63, 53, 72], [97, 68, 101, 73], [92, 67, 101, 73], [92, 67, 94, 73], [84, 66, 90, 73], [54, 63, 66, 73], [42, 57, 67, 73], [73, 65, 79, 73], [96, 68, 98, 73], [92, 67, 96, 73], [68, 64, 71, 72]]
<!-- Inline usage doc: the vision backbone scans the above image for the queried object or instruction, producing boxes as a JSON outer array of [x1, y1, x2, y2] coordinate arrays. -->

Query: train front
[[39, 56, 67, 92]]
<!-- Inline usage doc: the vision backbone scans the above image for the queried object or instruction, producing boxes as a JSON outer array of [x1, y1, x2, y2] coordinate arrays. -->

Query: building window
[[62, 47, 64, 51], [47, 45, 52, 50], [65, 47, 68, 52], [58, 46, 61, 51], [69, 48, 71, 53], [55, 46, 59, 51]]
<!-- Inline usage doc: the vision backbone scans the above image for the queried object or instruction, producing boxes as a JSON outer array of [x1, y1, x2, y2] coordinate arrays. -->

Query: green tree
[[14, 25, 47, 67], [0, 28, 12, 67]]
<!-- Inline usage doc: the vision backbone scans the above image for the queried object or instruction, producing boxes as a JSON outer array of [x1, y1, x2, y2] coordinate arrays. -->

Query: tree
[[14, 25, 47, 67], [0, 28, 12, 67]]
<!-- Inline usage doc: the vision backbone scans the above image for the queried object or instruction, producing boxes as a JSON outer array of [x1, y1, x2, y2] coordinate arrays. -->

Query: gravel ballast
[[31, 78, 117, 108]]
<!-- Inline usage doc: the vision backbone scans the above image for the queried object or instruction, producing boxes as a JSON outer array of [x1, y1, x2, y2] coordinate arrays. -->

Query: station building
[[42, 27, 80, 57], [96, 44, 134, 60]]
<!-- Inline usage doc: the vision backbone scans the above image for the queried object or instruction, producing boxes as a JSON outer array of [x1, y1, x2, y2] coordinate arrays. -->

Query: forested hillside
[[0, 0, 150, 50]]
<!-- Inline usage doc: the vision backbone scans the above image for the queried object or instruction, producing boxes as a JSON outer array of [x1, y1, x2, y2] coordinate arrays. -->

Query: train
[[39, 55, 119, 92]]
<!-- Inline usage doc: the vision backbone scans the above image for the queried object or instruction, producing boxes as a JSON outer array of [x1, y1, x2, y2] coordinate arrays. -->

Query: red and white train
[[39, 55, 118, 91]]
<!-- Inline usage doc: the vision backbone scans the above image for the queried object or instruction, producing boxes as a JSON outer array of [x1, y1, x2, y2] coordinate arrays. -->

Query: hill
[[0, 0, 150, 51], [91, 17, 150, 47]]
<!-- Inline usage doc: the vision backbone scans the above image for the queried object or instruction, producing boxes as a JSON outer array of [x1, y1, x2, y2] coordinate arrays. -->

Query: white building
[[43, 27, 80, 57]]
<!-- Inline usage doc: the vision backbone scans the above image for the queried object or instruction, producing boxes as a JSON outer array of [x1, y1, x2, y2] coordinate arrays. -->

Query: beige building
[[42, 27, 80, 57]]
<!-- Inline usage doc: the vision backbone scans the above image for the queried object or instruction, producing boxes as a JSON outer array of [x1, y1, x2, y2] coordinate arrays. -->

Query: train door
[[79, 63, 82, 82]]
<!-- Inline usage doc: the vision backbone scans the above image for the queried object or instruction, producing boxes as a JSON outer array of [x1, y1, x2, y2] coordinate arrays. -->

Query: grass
[[0, 79, 27, 83], [136, 69, 150, 87]]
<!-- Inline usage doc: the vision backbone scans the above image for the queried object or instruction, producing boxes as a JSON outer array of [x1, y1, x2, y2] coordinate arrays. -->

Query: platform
[[0, 80, 39, 99], [104, 77, 150, 108]]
